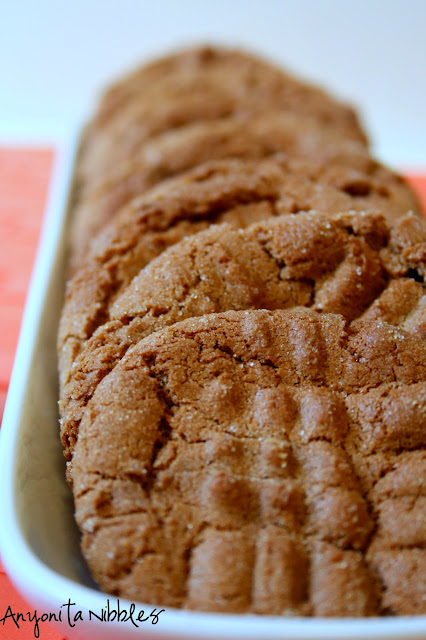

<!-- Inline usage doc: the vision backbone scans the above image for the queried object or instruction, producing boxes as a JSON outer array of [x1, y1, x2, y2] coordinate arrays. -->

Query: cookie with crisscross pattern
[[72, 308, 426, 615], [60, 155, 422, 400]]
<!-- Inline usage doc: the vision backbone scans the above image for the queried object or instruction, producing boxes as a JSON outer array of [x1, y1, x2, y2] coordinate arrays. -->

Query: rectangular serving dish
[[0, 136, 425, 640]]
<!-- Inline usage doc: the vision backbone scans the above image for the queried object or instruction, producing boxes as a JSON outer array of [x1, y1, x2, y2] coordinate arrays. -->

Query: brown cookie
[[87, 44, 367, 140], [72, 307, 426, 615], [77, 46, 367, 188], [59, 155, 415, 402], [61, 210, 426, 468], [93, 46, 365, 137], [69, 112, 420, 271]]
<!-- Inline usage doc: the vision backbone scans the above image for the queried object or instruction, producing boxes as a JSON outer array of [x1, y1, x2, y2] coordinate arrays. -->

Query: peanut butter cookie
[[60, 156, 410, 404], [79, 45, 367, 184], [72, 308, 426, 615], [70, 112, 419, 271]]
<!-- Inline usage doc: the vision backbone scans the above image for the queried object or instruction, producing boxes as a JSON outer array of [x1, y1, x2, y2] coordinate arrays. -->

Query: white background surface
[[0, 0, 425, 168]]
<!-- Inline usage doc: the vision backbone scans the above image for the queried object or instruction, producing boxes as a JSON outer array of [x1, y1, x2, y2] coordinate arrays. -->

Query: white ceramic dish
[[0, 138, 425, 640]]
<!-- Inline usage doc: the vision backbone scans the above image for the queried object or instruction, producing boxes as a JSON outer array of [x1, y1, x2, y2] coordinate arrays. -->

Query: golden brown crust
[[72, 308, 426, 615]]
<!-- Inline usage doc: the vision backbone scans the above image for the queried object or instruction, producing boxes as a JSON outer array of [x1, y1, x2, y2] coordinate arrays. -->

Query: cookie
[[88, 45, 367, 139], [61, 209, 426, 468], [69, 112, 420, 271], [61, 210, 426, 471], [94, 46, 365, 138], [71, 307, 426, 615], [77, 46, 367, 187], [59, 154, 413, 399]]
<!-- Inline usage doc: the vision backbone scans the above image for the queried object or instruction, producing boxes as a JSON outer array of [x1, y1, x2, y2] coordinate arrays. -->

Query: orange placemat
[[0, 148, 55, 420], [405, 173, 426, 210], [0, 148, 425, 640], [0, 147, 65, 639]]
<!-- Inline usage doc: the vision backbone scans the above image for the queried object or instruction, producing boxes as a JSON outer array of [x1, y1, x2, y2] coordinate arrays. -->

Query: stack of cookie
[[58, 46, 426, 617]]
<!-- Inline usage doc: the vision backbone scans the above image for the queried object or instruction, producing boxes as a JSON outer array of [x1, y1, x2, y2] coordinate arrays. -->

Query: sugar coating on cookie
[[60, 209, 426, 467], [58, 156, 422, 400], [72, 308, 426, 615]]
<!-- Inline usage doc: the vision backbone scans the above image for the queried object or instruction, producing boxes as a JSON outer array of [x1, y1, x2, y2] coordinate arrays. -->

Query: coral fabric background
[[0, 147, 425, 639]]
